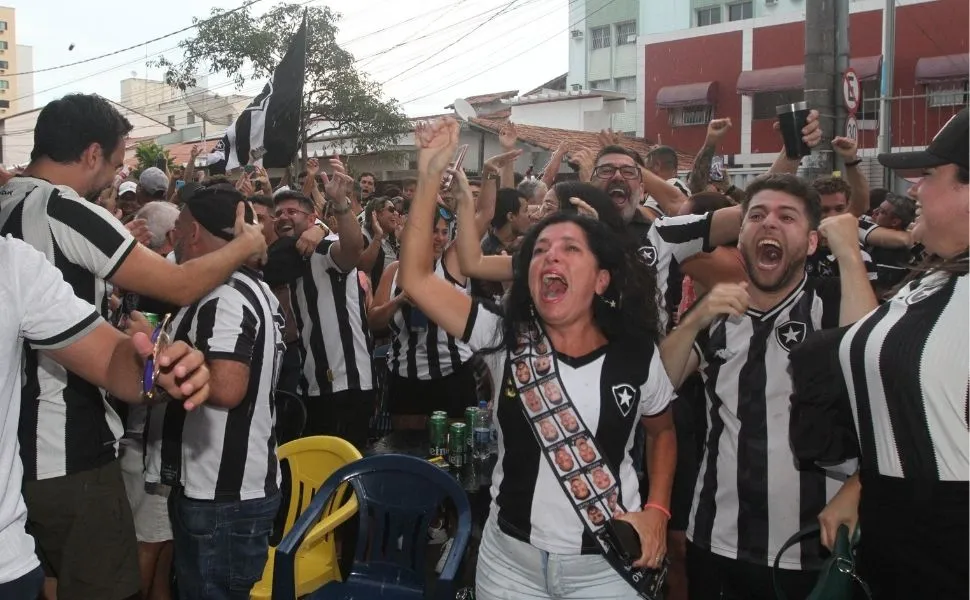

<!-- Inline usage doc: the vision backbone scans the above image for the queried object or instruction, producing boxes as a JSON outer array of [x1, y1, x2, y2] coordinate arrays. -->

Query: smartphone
[[440, 144, 469, 192], [244, 164, 256, 174], [603, 519, 642, 562], [154, 156, 167, 170]]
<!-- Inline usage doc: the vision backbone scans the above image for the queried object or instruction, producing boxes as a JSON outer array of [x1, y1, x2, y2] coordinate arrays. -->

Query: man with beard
[[659, 174, 876, 600], [263, 161, 373, 449], [0, 93, 266, 600]]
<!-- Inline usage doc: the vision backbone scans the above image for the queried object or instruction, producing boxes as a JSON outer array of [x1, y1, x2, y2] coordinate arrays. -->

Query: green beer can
[[429, 414, 449, 458], [142, 312, 161, 330], [448, 422, 467, 468], [464, 406, 478, 447]]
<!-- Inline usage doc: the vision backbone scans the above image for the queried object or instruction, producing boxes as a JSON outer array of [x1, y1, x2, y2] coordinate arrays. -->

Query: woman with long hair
[[400, 117, 677, 599], [814, 109, 968, 598], [359, 195, 400, 288]]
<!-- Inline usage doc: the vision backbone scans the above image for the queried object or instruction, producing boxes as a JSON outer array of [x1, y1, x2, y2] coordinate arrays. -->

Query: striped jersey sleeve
[[651, 211, 714, 264], [640, 345, 675, 417], [194, 290, 259, 365], [857, 216, 879, 245], [46, 186, 137, 280], [9, 236, 101, 349]]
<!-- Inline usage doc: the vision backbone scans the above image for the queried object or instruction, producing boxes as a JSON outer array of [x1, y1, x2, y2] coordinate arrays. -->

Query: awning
[[656, 81, 718, 108], [736, 56, 883, 94], [915, 54, 970, 84]]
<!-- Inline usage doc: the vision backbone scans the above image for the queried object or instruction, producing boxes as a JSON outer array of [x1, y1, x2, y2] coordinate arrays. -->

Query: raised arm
[[454, 169, 514, 284], [497, 122, 519, 189], [688, 118, 732, 194], [540, 142, 568, 189], [641, 166, 688, 216], [398, 118, 474, 339], [832, 137, 870, 218], [819, 214, 878, 325], [319, 157, 365, 272]]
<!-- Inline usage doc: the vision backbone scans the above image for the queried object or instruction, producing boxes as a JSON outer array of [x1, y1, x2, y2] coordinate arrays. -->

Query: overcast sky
[[13, 0, 569, 118]]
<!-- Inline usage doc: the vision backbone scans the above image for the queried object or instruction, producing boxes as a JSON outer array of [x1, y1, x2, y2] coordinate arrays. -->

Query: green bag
[[773, 523, 871, 600]]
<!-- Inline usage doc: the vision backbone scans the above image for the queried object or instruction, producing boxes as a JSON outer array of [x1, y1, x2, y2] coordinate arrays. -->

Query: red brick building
[[639, 0, 968, 176]]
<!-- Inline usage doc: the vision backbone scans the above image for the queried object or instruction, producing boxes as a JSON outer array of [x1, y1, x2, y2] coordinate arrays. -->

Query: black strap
[[772, 524, 872, 600]]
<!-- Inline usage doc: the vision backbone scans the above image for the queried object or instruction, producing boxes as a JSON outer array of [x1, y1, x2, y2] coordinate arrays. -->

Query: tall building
[[567, 0, 640, 133], [0, 6, 32, 116]]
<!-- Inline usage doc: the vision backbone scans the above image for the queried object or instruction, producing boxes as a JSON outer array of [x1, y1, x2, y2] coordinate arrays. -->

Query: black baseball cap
[[186, 186, 253, 242], [878, 107, 968, 171]]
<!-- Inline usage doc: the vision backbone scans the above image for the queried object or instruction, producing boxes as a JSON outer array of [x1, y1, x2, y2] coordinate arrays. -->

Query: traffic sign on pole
[[843, 68, 860, 114], [846, 115, 859, 142]]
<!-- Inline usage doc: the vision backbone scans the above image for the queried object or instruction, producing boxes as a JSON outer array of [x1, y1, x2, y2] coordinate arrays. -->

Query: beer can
[[429, 414, 449, 458], [448, 423, 467, 467], [464, 406, 478, 447], [142, 312, 161, 330]]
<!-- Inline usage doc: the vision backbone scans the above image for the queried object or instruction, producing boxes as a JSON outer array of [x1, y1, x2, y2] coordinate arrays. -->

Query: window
[[590, 26, 611, 50], [0, 61, 9, 70], [167, 115, 175, 127], [728, 2, 753, 22], [186, 112, 196, 125], [927, 81, 969, 107], [696, 6, 721, 26], [589, 79, 612, 91], [616, 21, 637, 46], [0, 100, 9, 108], [0, 22, 7, 32], [752, 90, 803, 120], [615, 77, 637, 94], [669, 105, 714, 127], [0, 80, 9, 90], [0, 42, 8, 50], [857, 79, 881, 120]]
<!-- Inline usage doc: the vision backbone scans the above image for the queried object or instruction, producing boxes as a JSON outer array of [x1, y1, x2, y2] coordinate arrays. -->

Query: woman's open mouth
[[540, 272, 569, 302]]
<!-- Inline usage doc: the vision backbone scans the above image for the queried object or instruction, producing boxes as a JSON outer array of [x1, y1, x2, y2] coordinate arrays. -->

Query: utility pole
[[877, 0, 896, 187], [804, 0, 837, 179], [835, 0, 850, 171]]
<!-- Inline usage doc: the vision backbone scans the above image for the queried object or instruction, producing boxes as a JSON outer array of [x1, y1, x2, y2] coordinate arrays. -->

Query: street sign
[[843, 68, 860, 114], [846, 115, 859, 141]]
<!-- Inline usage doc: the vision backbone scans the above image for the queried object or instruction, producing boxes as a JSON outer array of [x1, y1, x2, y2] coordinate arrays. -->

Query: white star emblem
[[611, 384, 637, 417], [617, 388, 633, 409], [781, 326, 801, 344], [775, 320, 807, 352]]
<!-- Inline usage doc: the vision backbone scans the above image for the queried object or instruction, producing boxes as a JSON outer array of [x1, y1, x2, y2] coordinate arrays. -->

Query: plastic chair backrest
[[277, 436, 362, 535], [274, 454, 472, 600]]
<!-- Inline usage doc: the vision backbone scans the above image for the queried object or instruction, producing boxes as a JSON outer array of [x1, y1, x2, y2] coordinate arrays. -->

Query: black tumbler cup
[[776, 101, 812, 160]]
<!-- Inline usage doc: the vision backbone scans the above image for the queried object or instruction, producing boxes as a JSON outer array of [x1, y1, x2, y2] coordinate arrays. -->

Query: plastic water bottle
[[473, 400, 491, 460]]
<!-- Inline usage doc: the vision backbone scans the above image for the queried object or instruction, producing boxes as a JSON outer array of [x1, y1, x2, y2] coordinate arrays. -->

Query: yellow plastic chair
[[250, 435, 362, 599]]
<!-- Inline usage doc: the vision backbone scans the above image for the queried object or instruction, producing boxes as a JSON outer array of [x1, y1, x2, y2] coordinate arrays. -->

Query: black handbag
[[773, 523, 871, 600]]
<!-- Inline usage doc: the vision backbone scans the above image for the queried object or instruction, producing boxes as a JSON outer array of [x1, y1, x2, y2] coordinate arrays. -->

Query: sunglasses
[[438, 206, 454, 222], [143, 314, 172, 402]]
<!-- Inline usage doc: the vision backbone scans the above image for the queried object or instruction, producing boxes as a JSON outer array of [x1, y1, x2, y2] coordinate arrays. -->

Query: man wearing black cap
[[143, 186, 285, 599]]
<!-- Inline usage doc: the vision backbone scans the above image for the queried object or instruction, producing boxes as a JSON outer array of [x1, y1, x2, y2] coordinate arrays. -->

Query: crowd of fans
[[0, 92, 964, 600]]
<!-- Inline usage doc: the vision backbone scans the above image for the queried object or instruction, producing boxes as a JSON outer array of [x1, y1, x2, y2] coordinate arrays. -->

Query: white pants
[[476, 516, 639, 600]]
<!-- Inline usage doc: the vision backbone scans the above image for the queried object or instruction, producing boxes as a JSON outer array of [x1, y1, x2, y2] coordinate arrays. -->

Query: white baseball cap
[[119, 181, 137, 196]]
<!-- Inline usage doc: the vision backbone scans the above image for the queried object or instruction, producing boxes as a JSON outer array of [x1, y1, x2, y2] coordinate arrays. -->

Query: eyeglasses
[[143, 314, 172, 402], [593, 165, 641, 180], [274, 207, 313, 219]]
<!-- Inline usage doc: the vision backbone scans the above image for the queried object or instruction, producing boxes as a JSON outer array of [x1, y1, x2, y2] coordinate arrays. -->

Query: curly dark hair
[[811, 176, 853, 204], [501, 212, 661, 352], [551, 181, 625, 233]]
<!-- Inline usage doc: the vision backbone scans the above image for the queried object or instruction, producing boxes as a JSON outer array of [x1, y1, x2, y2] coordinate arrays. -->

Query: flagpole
[[298, 10, 309, 172]]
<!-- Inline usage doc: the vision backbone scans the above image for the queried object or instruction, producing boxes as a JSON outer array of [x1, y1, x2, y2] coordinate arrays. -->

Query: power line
[[399, 0, 615, 107], [5, 0, 270, 78]]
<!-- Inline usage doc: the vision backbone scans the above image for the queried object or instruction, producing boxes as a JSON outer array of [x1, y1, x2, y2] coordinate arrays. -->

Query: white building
[[0, 96, 172, 167], [119, 77, 252, 134], [566, 0, 640, 133]]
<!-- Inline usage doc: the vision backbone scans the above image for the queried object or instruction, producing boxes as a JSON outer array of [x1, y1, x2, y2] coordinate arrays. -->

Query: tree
[[152, 2, 411, 156], [134, 141, 175, 177]]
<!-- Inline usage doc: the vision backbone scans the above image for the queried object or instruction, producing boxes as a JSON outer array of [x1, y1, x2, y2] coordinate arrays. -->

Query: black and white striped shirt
[[145, 268, 284, 501], [626, 211, 713, 331], [463, 300, 674, 554], [839, 264, 969, 481], [688, 276, 844, 570], [388, 260, 473, 380], [0, 176, 136, 480], [265, 236, 374, 396]]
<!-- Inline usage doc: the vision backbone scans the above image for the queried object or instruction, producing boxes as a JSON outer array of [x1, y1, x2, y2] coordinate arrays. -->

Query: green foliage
[[152, 2, 411, 156], [133, 142, 175, 177]]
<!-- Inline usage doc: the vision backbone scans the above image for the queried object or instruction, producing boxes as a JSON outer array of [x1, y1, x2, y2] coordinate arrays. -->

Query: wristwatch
[[329, 200, 351, 215], [844, 158, 862, 167]]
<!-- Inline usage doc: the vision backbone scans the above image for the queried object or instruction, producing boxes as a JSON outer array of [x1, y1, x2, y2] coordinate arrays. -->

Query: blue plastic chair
[[272, 454, 472, 600]]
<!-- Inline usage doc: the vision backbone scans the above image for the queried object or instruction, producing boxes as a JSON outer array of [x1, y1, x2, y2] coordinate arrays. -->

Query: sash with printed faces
[[508, 324, 665, 599]]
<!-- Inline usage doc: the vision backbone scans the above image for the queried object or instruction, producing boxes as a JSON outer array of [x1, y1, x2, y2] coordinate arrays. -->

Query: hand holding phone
[[440, 144, 469, 192], [603, 518, 642, 562]]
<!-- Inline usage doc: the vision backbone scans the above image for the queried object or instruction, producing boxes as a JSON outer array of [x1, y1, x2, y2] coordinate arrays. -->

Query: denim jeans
[[169, 490, 281, 600], [0, 566, 44, 600], [476, 516, 639, 600]]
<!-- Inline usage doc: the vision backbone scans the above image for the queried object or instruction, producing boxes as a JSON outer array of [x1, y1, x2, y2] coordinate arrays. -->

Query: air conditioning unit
[[766, 0, 778, 5], [570, 29, 583, 39], [622, 34, 637, 44]]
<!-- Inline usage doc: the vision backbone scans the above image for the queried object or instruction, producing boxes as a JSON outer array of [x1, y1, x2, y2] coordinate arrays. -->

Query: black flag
[[208, 14, 307, 174]]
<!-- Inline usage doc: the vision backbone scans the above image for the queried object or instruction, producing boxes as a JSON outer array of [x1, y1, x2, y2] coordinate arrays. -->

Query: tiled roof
[[445, 90, 518, 109], [469, 117, 695, 171], [522, 73, 568, 97]]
